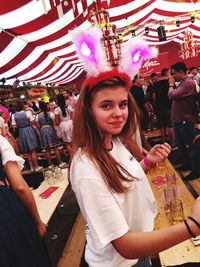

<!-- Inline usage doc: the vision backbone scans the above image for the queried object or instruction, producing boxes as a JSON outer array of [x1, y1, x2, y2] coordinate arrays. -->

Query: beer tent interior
[[0, 0, 200, 87]]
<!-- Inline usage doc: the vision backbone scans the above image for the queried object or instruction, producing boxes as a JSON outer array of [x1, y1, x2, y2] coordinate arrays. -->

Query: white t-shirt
[[11, 110, 35, 125], [70, 138, 157, 267], [54, 106, 73, 122], [0, 135, 24, 169]]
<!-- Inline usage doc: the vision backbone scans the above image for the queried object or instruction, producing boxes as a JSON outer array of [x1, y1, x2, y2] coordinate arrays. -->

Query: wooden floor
[[57, 212, 86, 267]]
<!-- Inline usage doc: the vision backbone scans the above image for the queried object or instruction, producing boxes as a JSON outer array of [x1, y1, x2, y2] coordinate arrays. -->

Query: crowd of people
[[0, 89, 79, 171], [0, 60, 200, 267], [130, 63, 200, 181]]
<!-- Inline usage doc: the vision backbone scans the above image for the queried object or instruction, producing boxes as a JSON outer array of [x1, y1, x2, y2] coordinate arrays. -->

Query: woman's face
[[91, 86, 128, 138], [48, 102, 55, 111]]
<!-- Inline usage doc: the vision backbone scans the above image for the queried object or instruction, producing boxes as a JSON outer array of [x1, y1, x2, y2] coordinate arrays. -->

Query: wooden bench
[[57, 212, 86, 267]]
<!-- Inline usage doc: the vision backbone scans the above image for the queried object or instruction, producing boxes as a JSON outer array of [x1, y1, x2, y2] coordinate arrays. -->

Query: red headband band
[[83, 67, 132, 91]]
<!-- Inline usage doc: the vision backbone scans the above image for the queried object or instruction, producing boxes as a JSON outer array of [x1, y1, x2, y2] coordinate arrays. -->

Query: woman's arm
[[112, 203, 200, 259], [140, 143, 171, 171], [4, 161, 46, 237]]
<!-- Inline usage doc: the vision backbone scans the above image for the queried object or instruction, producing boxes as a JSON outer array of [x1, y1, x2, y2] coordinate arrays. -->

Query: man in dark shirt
[[169, 61, 199, 180], [146, 73, 158, 105], [130, 75, 152, 132], [155, 68, 173, 145]]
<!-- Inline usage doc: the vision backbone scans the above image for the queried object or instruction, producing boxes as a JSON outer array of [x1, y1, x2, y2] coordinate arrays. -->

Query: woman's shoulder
[[71, 149, 94, 167], [0, 135, 24, 169], [70, 149, 101, 179]]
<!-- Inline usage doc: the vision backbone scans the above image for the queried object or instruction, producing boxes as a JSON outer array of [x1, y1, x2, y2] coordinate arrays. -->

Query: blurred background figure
[[0, 135, 51, 267]]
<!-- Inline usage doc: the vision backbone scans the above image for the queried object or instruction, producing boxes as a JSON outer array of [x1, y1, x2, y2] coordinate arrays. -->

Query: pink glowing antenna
[[70, 25, 111, 77], [70, 25, 158, 80], [119, 38, 158, 78]]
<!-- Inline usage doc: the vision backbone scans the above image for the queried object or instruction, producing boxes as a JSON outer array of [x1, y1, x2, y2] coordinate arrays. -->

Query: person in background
[[32, 101, 40, 113], [122, 96, 152, 161], [154, 68, 174, 146], [187, 133, 200, 181], [55, 94, 73, 157], [146, 73, 158, 110], [196, 66, 200, 86], [62, 88, 77, 111], [36, 101, 65, 168], [24, 99, 35, 115], [189, 66, 200, 93], [0, 135, 51, 267], [130, 75, 153, 132], [48, 98, 61, 141], [0, 109, 19, 154], [48, 98, 57, 114], [169, 62, 199, 179], [70, 71, 200, 267], [12, 100, 42, 172]]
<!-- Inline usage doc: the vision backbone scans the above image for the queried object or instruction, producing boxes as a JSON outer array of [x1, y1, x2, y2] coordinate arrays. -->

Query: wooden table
[[189, 178, 200, 196], [32, 168, 69, 224], [147, 160, 200, 266]]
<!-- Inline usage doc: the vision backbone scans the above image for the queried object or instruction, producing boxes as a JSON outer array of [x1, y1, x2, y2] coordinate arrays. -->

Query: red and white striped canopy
[[0, 0, 200, 85]]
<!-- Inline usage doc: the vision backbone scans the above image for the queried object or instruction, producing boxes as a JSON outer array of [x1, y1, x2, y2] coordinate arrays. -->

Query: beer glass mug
[[170, 198, 184, 225], [166, 170, 176, 189], [163, 186, 176, 213]]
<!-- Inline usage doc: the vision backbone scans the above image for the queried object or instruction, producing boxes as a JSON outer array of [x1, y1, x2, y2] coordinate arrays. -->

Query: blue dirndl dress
[[14, 111, 40, 153], [37, 112, 60, 149], [0, 158, 51, 267]]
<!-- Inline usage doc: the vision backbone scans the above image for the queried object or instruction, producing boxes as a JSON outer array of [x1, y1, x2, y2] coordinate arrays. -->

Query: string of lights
[[117, 11, 199, 39]]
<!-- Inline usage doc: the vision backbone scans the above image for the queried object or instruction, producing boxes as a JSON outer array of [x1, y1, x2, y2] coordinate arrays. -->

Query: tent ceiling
[[0, 0, 200, 85]]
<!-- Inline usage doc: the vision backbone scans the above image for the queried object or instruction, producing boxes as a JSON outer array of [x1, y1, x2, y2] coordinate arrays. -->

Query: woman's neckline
[[106, 141, 113, 151]]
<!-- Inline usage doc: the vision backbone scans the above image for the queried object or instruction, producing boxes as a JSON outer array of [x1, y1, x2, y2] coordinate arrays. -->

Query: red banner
[[28, 87, 48, 96], [139, 52, 169, 77]]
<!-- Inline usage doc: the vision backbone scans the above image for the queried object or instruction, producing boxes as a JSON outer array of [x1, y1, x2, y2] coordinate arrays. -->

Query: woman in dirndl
[[36, 101, 64, 168], [12, 99, 42, 172], [55, 94, 73, 157]]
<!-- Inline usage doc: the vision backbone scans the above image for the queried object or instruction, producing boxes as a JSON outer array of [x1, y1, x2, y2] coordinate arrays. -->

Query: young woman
[[70, 73, 200, 267], [55, 94, 73, 157], [12, 100, 42, 171], [0, 109, 19, 154], [0, 135, 51, 267], [36, 101, 64, 168]]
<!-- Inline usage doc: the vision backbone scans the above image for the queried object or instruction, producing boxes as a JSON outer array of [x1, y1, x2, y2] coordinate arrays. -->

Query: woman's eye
[[101, 104, 111, 109], [120, 103, 128, 109]]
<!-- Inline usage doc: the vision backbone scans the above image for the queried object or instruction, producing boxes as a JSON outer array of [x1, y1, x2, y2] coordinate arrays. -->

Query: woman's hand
[[146, 143, 171, 165], [36, 221, 47, 238]]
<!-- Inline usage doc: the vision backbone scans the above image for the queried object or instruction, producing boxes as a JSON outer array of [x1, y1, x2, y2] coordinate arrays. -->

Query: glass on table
[[54, 167, 62, 181], [44, 170, 55, 185], [170, 198, 184, 225], [163, 186, 176, 213], [166, 170, 176, 188]]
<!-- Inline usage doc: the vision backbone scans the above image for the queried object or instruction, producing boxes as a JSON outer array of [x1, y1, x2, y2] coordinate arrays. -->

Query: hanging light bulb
[[131, 29, 136, 36], [191, 16, 195, 23], [157, 26, 166, 41], [145, 27, 149, 34], [176, 20, 180, 27]]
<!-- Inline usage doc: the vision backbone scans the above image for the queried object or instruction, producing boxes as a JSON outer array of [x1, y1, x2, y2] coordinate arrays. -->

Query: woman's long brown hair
[[71, 77, 140, 193]]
